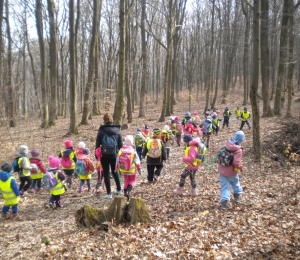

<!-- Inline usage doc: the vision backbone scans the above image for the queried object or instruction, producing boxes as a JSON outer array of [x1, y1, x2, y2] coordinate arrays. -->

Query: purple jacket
[[217, 139, 243, 177]]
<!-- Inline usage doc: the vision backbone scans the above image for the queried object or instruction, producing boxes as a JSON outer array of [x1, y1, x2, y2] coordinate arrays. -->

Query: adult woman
[[95, 113, 123, 198]]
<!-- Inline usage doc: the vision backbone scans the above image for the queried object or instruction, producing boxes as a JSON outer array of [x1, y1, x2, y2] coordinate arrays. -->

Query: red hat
[[64, 140, 73, 148]]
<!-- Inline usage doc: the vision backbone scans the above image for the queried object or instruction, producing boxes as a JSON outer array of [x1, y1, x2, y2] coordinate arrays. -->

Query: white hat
[[124, 135, 134, 146], [78, 141, 86, 148], [164, 125, 169, 131]]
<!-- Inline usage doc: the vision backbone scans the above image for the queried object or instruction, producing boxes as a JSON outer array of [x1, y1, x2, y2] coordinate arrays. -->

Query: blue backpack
[[12, 156, 23, 173], [102, 133, 117, 155], [75, 159, 88, 175], [201, 120, 212, 134]]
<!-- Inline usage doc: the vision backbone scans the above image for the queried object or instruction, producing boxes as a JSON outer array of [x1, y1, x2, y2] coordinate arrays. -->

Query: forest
[[0, 0, 299, 259]]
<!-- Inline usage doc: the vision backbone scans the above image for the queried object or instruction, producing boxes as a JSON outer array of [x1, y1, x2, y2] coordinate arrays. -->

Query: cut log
[[75, 196, 153, 227]]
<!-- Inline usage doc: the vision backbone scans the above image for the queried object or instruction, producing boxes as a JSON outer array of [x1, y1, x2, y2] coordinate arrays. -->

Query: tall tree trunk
[[250, 0, 261, 160], [5, 0, 15, 127], [81, 0, 100, 125], [274, 0, 289, 115], [0, 0, 3, 112], [36, 0, 49, 128], [69, 0, 79, 134], [113, 0, 126, 124], [47, 0, 58, 125], [93, 36, 101, 116], [260, 0, 273, 116], [138, 0, 147, 118]]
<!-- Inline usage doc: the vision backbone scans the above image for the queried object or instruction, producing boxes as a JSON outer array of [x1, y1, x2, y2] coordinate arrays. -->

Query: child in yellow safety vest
[[240, 107, 252, 130], [235, 106, 241, 120], [173, 135, 202, 196], [162, 125, 175, 160], [77, 148, 95, 193], [47, 156, 66, 209], [0, 164, 21, 220], [29, 149, 46, 193], [116, 135, 141, 199]]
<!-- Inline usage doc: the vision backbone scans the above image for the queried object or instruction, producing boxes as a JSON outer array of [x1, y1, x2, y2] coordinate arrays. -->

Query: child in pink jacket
[[173, 134, 201, 196], [218, 131, 245, 210]]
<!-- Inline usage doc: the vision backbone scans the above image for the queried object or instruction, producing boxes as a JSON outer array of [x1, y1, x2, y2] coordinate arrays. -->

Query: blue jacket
[[0, 171, 20, 196]]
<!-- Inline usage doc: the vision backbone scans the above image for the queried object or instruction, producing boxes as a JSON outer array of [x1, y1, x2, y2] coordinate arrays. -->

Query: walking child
[[240, 107, 252, 130], [116, 135, 141, 199], [142, 128, 167, 183], [235, 106, 241, 120], [172, 116, 183, 147], [173, 135, 201, 196], [222, 106, 232, 128], [47, 156, 66, 209], [76, 148, 95, 193], [0, 164, 21, 220], [211, 112, 220, 136], [217, 131, 245, 210], [29, 149, 46, 193], [162, 125, 174, 160], [142, 125, 152, 141], [58, 140, 77, 187], [134, 129, 147, 161]]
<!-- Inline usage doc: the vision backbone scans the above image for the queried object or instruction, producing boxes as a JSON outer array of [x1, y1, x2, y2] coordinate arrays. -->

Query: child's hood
[[225, 139, 242, 152], [0, 172, 12, 182], [122, 145, 135, 151], [189, 137, 200, 147]]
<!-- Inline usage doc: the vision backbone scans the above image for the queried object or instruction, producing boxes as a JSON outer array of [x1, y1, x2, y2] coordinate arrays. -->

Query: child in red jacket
[[29, 149, 46, 193]]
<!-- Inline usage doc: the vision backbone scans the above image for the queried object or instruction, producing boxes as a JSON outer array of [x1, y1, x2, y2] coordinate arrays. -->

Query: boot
[[79, 186, 84, 193], [28, 188, 36, 193], [190, 188, 198, 197], [234, 193, 242, 203], [173, 187, 183, 195], [13, 213, 22, 220], [88, 185, 92, 192], [125, 185, 133, 200], [220, 201, 231, 210], [2, 213, 11, 219]]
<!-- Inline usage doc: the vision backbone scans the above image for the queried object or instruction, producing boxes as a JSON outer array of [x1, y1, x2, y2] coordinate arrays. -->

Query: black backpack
[[102, 133, 117, 155]]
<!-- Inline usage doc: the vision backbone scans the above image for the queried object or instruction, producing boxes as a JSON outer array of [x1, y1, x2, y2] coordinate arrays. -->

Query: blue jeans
[[80, 179, 91, 187], [2, 204, 18, 214], [31, 179, 42, 189], [240, 120, 251, 130], [219, 174, 243, 202], [136, 146, 143, 161]]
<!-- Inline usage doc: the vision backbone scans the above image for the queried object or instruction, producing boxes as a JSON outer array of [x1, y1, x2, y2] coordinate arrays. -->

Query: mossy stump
[[75, 196, 153, 228]]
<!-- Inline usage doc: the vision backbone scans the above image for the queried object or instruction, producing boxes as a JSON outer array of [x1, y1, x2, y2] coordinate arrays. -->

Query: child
[[184, 121, 200, 137], [172, 116, 182, 147], [162, 125, 174, 160], [15, 145, 36, 196], [235, 106, 241, 120], [76, 141, 86, 156], [95, 146, 104, 193], [116, 135, 141, 199], [58, 140, 77, 187], [211, 112, 220, 136], [200, 116, 215, 148], [222, 106, 232, 128], [77, 148, 95, 193], [142, 125, 152, 141], [47, 156, 66, 209], [142, 128, 167, 183], [29, 149, 46, 193], [217, 131, 245, 210], [0, 164, 21, 219], [134, 129, 147, 161], [240, 107, 252, 130], [173, 135, 201, 196], [213, 107, 221, 116], [192, 112, 201, 128]]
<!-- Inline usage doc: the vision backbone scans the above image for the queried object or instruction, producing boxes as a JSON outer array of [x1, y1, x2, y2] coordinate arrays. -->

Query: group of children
[[0, 108, 249, 219]]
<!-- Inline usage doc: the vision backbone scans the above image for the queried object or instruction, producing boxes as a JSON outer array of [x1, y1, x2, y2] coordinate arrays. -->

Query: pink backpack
[[61, 154, 72, 168], [118, 147, 135, 171]]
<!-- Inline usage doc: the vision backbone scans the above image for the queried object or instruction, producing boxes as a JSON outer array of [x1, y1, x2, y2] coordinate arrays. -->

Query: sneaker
[[147, 180, 153, 184], [220, 201, 231, 210], [95, 189, 100, 194], [173, 187, 183, 195], [37, 188, 43, 192], [234, 193, 243, 203], [79, 187, 84, 193], [12, 213, 22, 220], [104, 194, 113, 199], [114, 190, 122, 195], [2, 213, 10, 219], [49, 203, 54, 209], [28, 188, 36, 193], [153, 175, 159, 181]]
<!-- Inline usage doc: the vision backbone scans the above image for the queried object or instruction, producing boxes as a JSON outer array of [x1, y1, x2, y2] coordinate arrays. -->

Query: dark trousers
[[136, 146, 143, 161], [63, 169, 75, 185], [31, 178, 42, 189], [240, 120, 251, 130], [19, 176, 32, 192], [147, 164, 163, 182], [179, 168, 197, 188], [49, 194, 62, 207], [101, 156, 121, 194], [223, 118, 229, 128]]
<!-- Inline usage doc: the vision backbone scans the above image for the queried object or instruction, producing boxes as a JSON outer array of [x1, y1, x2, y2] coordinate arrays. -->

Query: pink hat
[[64, 140, 73, 149], [48, 156, 60, 168], [175, 116, 179, 121], [193, 111, 198, 116]]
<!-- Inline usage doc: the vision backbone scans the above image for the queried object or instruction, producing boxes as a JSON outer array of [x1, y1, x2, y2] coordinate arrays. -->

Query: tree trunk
[[81, 0, 100, 125], [113, 0, 126, 124], [36, 0, 49, 128], [274, 0, 289, 115], [47, 0, 58, 126], [0, 0, 3, 112], [75, 197, 153, 228], [6, 0, 15, 127], [69, 0, 79, 134], [250, 0, 262, 160]]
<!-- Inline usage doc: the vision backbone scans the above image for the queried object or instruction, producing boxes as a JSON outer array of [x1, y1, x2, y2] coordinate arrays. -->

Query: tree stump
[[75, 196, 153, 228]]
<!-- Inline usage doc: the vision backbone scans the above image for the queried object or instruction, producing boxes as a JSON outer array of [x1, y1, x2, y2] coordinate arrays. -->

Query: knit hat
[[48, 156, 60, 168], [144, 125, 149, 129], [19, 145, 29, 155], [83, 148, 90, 155], [244, 107, 247, 110], [31, 149, 40, 157], [184, 112, 191, 117], [136, 128, 141, 132], [211, 112, 217, 118], [64, 140, 73, 149], [174, 116, 179, 121], [234, 131, 245, 144], [225, 106, 229, 111], [183, 134, 193, 144], [164, 125, 169, 131], [1, 163, 12, 173], [193, 111, 198, 116], [153, 128, 161, 136], [124, 135, 134, 146], [206, 116, 212, 122], [78, 141, 86, 149]]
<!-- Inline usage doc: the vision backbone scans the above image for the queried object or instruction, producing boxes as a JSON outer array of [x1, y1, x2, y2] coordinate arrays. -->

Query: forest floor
[[0, 90, 300, 259]]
